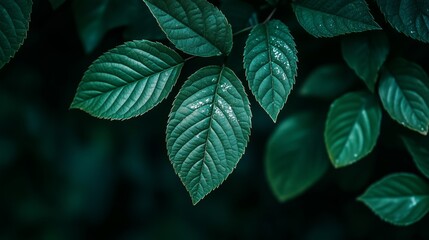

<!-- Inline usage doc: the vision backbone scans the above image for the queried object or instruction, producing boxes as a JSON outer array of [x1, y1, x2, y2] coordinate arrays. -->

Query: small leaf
[[359, 173, 429, 226], [49, 0, 66, 9], [402, 136, 429, 179], [71, 40, 184, 120], [378, 58, 429, 135], [292, 0, 381, 37], [300, 64, 356, 99], [167, 66, 252, 204], [0, 0, 32, 69], [325, 92, 382, 168], [376, 0, 429, 43], [341, 31, 389, 92], [243, 20, 298, 122], [265, 111, 329, 202], [144, 0, 233, 57]]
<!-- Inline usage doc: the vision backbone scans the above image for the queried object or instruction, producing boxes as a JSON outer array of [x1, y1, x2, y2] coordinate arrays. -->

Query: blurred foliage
[[1, 0, 429, 239]]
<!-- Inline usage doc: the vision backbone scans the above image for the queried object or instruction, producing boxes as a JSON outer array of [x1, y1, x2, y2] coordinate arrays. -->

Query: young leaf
[[144, 0, 233, 57], [325, 92, 382, 168], [378, 58, 429, 135], [243, 20, 298, 122], [341, 31, 389, 92], [300, 64, 356, 99], [71, 40, 184, 120], [292, 0, 381, 37], [0, 0, 32, 70], [49, 0, 66, 9], [359, 173, 429, 226], [265, 112, 329, 202], [376, 0, 429, 43], [166, 66, 251, 205], [402, 136, 429, 179]]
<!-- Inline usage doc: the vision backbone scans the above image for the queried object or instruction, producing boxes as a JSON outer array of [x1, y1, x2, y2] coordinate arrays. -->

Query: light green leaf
[[0, 0, 32, 70], [359, 173, 429, 226], [166, 66, 251, 205], [71, 40, 184, 120], [402, 136, 429, 179], [292, 0, 381, 37], [144, 0, 233, 57], [49, 0, 66, 9], [300, 64, 356, 99], [378, 58, 429, 135], [265, 111, 329, 202], [341, 31, 389, 92], [325, 92, 382, 168], [243, 20, 298, 122], [376, 0, 429, 43]]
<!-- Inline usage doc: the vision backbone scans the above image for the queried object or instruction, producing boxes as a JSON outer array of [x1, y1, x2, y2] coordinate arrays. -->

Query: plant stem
[[263, 8, 277, 24], [233, 25, 255, 36]]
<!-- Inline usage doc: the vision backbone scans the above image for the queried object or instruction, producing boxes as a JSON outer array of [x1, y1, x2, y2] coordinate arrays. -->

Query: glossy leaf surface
[[244, 20, 297, 122], [144, 0, 233, 57], [403, 137, 429, 179], [265, 112, 329, 202], [378, 58, 429, 135], [167, 66, 251, 204], [0, 0, 32, 69], [325, 92, 382, 168], [292, 0, 380, 37], [71, 40, 184, 120], [359, 173, 429, 226]]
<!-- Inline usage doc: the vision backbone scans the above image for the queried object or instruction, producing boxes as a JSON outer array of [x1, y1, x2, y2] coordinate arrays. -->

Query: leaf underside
[[71, 40, 184, 120], [0, 0, 32, 70], [167, 66, 251, 205], [244, 20, 298, 122]]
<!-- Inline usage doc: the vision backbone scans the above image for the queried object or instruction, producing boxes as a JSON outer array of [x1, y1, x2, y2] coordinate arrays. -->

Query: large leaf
[[144, 0, 233, 57], [300, 64, 356, 99], [166, 66, 251, 204], [378, 58, 429, 135], [0, 0, 32, 70], [376, 0, 429, 43], [403, 136, 429, 179], [265, 112, 329, 202], [243, 20, 298, 122], [71, 40, 184, 120], [359, 173, 429, 226], [325, 91, 382, 168], [341, 31, 389, 92], [292, 0, 381, 37]]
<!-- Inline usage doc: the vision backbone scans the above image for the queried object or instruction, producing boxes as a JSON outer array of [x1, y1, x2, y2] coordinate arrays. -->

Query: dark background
[[1, 0, 429, 239]]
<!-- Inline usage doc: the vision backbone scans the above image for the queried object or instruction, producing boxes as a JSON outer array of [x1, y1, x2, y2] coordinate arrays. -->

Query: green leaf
[[243, 20, 298, 122], [378, 58, 429, 135], [166, 66, 252, 204], [300, 64, 356, 99], [325, 92, 382, 168], [265, 111, 329, 202], [0, 0, 32, 70], [71, 40, 184, 120], [402, 136, 429, 179], [358, 173, 429, 226], [292, 0, 381, 37], [49, 0, 66, 9], [376, 0, 429, 43], [144, 0, 233, 57], [341, 31, 389, 92]]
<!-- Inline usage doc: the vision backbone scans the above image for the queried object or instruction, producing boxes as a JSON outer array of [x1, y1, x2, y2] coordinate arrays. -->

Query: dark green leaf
[[166, 66, 252, 204], [376, 0, 429, 43], [403, 136, 429, 179], [243, 20, 298, 122], [300, 64, 356, 99], [0, 0, 32, 70], [144, 0, 233, 57], [49, 0, 66, 9], [359, 173, 429, 226], [325, 92, 382, 168], [292, 0, 381, 37], [378, 58, 429, 135], [265, 112, 329, 202], [71, 40, 184, 120], [341, 31, 389, 92]]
